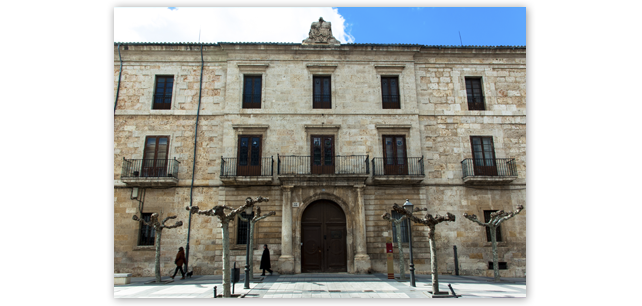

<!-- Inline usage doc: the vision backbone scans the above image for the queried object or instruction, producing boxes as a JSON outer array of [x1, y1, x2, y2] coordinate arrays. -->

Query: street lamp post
[[403, 199, 416, 287], [243, 206, 252, 289]]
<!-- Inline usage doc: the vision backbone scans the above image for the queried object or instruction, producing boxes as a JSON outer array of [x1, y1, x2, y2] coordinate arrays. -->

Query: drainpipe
[[185, 44, 204, 274], [114, 43, 123, 113]]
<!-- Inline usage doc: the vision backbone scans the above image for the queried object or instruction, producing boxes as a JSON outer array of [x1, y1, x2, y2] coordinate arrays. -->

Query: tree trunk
[[429, 228, 439, 295], [221, 222, 231, 297], [394, 221, 406, 280], [490, 225, 500, 282], [248, 221, 255, 280], [154, 229, 162, 283]]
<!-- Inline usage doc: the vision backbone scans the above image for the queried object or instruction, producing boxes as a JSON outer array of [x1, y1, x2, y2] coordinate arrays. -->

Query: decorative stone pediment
[[302, 17, 341, 46]]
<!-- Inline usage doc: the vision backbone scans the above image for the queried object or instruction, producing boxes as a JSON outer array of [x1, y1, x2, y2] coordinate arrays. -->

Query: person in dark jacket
[[260, 244, 273, 276], [171, 247, 186, 280]]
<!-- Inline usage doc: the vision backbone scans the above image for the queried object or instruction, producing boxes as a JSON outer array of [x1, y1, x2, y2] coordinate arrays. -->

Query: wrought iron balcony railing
[[220, 156, 274, 177], [461, 158, 517, 178], [121, 158, 180, 178], [278, 155, 369, 175], [372, 157, 424, 176]]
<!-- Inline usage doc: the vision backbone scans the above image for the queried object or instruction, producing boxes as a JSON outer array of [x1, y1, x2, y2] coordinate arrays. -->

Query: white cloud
[[114, 7, 353, 43]]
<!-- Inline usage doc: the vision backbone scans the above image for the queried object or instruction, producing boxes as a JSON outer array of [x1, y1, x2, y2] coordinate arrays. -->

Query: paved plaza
[[113, 273, 526, 298]]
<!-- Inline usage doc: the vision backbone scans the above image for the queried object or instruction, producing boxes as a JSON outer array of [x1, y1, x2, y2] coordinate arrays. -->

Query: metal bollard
[[213, 286, 217, 298], [447, 284, 458, 298]]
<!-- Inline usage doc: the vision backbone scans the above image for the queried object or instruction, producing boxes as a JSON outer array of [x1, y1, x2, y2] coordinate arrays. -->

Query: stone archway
[[293, 193, 355, 273], [301, 200, 347, 272]]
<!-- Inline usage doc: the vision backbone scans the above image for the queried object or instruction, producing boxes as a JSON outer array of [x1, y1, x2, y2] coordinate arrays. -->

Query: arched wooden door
[[301, 200, 347, 273]]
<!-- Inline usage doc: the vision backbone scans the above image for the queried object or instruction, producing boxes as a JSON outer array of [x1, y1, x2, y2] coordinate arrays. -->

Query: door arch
[[301, 200, 347, 273]]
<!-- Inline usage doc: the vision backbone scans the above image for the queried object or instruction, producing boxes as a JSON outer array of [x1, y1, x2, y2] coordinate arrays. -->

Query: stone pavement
[[113, 273, 526, 298]]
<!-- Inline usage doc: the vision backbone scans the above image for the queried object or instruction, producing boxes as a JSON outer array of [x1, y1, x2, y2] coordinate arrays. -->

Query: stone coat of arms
[[302, 17, 340, 45]]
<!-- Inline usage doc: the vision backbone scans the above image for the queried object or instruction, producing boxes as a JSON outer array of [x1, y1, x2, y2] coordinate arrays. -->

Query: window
[[153, 76, 174, 110], [465, 77, 485, 110], [236, 211, 254, 244], [142, 136, 170, 177], [237, 135, 262, 176], [313, 76, 331, 108], [381, 77, 400, 109], [470, 136, 497, 176], [391, 210, 409, 243], [311, 135, 334, 174], [138, 213, 155, 246], [382, 135, 408, 175], [243, 76, 262, 108], [483, 210, 503, 242], [488, 262, 507, 270]]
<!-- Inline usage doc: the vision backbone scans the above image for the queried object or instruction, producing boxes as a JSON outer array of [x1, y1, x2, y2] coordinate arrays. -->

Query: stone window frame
[[143, 68, 185, 113], [150, 73, 178, 111], [374, 124, 412, 159], [306, 64, 338, 110], [304, 124, 341, 156], [457, 72, 491, 112], [133, 131, 177, 162], [230, 209, 261, 250], [375, 65, 406, 110], [238, 64, 269, 110]]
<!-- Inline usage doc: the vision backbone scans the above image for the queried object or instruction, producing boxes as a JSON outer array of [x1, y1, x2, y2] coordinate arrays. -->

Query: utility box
[[232, 262, 240, 283]]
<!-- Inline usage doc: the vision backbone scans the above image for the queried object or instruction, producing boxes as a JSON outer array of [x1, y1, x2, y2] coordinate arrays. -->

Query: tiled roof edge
[[114, 42, 525, 48]]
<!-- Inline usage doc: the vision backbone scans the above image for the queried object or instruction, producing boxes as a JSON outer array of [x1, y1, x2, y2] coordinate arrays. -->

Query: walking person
[[260, 244, 273, 276], [171, 247, 186, 280]]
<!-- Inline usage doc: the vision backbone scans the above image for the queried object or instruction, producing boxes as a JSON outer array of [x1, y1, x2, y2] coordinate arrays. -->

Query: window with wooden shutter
[[313, 76, 331, 109], [142, 136, 170, 177], [470, 136, 497, 176], [237, 135, 262, 176], [382, 135, 408, 175], [465, 77, 485, 110], [243, 76, 262, 108], [153, 76, 174, 110], [381, 76, 400, 109]]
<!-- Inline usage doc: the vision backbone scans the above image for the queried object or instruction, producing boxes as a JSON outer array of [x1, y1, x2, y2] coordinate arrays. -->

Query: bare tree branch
[[495, 205, 524, 226], [463, 213, 487, 227]]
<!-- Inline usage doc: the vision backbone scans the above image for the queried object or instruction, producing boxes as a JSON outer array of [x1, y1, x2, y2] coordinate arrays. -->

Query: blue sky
[[114, 7, 525, 46], [338, 7, 525, 46]]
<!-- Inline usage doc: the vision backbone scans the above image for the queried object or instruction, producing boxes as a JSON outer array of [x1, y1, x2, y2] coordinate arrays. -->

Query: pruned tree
[[239, 206, 276, 280], [132, 211, 183, 283], [463, 205, 524, 282], [381, 212, 408, 280], [186, 196, 269, 297], [391, 203, 455, 295]]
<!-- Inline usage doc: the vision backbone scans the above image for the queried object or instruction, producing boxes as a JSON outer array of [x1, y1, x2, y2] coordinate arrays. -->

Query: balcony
[[220, 156, 274, 185], [371, 157, 425, 185], [461, 158, 517, 185], [278, 155, 369, 186], [121, 158, 179, 187]]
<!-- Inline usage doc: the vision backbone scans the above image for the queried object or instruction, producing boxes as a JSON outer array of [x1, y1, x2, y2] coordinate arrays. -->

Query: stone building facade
[[114, 20, 526, 278]]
